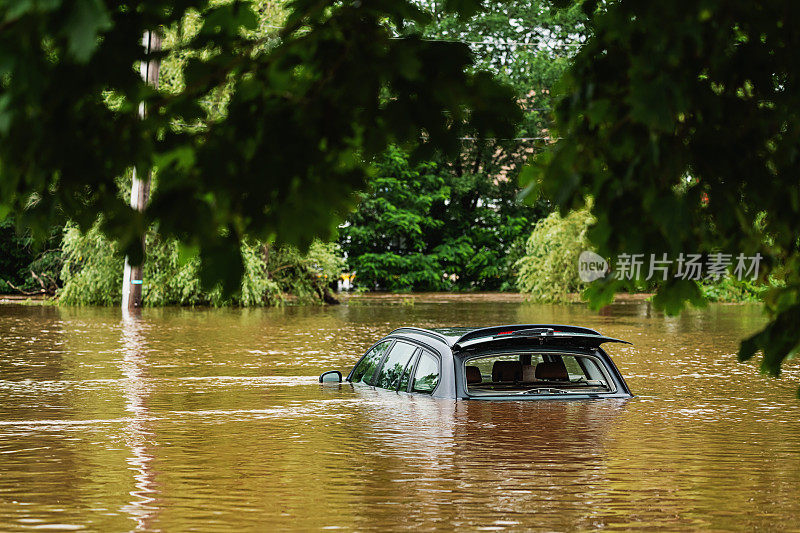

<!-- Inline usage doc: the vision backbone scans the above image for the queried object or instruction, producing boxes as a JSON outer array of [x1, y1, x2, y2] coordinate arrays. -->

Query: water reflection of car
[[320, 324, 633, 400]]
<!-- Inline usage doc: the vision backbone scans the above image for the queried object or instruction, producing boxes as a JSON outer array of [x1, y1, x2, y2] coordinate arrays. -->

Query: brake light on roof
[[497, 331, 514, 335]]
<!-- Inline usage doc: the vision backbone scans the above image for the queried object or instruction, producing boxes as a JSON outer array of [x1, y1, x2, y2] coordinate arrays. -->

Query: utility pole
[[122, 31, 161, 311]]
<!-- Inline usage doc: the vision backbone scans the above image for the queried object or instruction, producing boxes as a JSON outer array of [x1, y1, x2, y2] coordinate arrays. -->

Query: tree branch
[[2, 279, 44, 296]]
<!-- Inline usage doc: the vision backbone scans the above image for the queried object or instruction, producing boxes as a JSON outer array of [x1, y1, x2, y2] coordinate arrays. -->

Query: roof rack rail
[[453, 324, 601, 348], [388, 327, 450, 344]]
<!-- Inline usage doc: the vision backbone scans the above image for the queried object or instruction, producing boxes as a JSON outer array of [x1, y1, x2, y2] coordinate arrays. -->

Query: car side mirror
[[319, 370, 342, 383]]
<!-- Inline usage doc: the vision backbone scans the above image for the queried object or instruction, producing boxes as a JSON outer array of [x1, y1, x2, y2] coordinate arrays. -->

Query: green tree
[[340, 1, 585, 291], [525, 0, 800, 385], [515, 208, 593, 301], [0, 0, 520, 294], [340, 146, 543, 290], [421, 0, 586, 96], [341, 147, 450, 291]]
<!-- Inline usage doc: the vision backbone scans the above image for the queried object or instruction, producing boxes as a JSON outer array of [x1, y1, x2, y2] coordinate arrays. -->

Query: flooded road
[[0, 297, 799, 531]]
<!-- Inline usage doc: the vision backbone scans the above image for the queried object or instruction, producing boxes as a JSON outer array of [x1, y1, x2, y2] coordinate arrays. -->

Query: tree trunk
[[122, 31, 161, 311]]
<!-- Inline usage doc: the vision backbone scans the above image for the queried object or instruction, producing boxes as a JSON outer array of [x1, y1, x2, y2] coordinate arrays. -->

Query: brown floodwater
[[0, 297, 798, 531]]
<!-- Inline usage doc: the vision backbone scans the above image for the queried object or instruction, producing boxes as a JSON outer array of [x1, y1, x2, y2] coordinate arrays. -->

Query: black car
[[320, 324, 633, 400]]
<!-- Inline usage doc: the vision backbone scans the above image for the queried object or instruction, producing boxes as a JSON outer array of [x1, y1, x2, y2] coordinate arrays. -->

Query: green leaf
[[4, 0, 61, 20], [651, 279, 706, 316], [200, 2, 258, 36], [65, 0, 112, 62], [738, 305, 800, 377], [0, 50, 15, 76], [177, 243, 199, 267], [0, 93, 12, 134], [199, 230, 244, 296], [443, 0, 483, 18]]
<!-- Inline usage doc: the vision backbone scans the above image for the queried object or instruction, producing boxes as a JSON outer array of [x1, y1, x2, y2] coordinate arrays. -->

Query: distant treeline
[[0, 0, 762, 305], [0, 0, 581, 304], [0, 217, 344, 306]]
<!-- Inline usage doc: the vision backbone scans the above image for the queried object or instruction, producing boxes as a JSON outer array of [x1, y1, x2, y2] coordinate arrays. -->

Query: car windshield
[[463, 351, 615, 396]]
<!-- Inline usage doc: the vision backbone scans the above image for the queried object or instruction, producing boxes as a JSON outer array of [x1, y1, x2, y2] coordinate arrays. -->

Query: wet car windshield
[[464, 352, 615, 396]]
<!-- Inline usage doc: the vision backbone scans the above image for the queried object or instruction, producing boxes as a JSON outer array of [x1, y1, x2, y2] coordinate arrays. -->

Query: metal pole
[[122, 31, 161, 311]]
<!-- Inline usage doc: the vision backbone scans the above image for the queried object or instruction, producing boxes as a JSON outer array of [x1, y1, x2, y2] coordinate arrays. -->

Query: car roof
[[388, 324, 607, 348]]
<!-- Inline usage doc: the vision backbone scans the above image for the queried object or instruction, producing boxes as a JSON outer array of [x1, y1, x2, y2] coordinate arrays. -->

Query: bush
[[59, 225, 122, 305], [264, 241, 345, 304], [142, 235, 221, 306], [514, 209, 771, 304], [59, 223, 342, 306], [701, 276, 766, 303], [515, 208, 594, 302]]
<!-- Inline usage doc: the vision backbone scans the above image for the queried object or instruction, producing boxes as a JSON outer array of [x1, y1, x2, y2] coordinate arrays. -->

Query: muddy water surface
[[0, 297, 798, 531]]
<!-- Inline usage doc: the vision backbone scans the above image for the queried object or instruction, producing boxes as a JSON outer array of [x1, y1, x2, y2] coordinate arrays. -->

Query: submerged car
[[319, 324, 633, 400]]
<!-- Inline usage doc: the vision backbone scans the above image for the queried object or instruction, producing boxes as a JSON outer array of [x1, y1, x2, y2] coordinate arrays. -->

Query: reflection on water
[[120, 313, 158, 530], [0, 300, 799, 530]]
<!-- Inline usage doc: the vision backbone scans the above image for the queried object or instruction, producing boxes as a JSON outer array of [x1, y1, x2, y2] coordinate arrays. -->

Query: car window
[[470, 353, 544, 379], [411, 352, 440, 394], [397, 353, 417, 392], [351, 341, 392, 384], [374, 341, 417, 390], [463, 352, 615, 396], [582, 358, 607, 381]]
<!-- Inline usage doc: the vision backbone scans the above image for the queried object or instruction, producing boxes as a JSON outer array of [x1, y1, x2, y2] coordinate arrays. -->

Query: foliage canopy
[[0, 0, 520, 294], [526, 0, 800, 382]]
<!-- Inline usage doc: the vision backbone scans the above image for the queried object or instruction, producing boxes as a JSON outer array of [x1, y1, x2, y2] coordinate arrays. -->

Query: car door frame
[[346, 339, 396, 384], [389, 339, 442, 395], [370, 339, 420, 391], [350, 335, 443, 395]]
